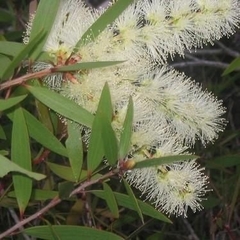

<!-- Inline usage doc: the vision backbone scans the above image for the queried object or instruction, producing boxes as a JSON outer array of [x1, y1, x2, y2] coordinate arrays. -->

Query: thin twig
[[29, 0, 38, 16], [0, 169, 118, 239], [182, 217, 200, 240], [8, 208, 32, 240], [69, 169, 117, 197], [0, 68, 52, 91], [185, 53, 200, 61], [215, 41, 240, 58], [186, 49, 223, 55], [0, 197, 61, 239], [170, 60, 232, 70]]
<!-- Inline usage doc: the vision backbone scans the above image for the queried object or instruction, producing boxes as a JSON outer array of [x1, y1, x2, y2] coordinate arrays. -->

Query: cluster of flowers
[[25, 0, 240, 217]]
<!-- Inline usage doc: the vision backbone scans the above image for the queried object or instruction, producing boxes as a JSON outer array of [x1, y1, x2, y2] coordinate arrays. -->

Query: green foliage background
[[0, 0, 240, 239]]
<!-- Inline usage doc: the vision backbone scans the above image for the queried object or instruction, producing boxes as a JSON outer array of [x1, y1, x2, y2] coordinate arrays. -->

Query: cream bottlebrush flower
[[149, 160, 209, 217], [126, 137, 187, 191], [24, 0, 240, 217], [112, 96, 173, 154], [127, 158, 209, 217], [136, 0, 240, 61], [134, 67, 226, 145], [125, 139, 207, 217], [25, 0, 240, 86]]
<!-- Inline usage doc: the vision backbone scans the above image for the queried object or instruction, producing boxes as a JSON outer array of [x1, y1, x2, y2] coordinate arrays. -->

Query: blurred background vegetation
[[0, 0, 240, 239]]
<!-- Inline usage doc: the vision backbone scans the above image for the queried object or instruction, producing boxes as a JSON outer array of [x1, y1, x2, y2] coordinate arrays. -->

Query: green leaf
[[37, 51, 52, 62], [33, 79, 57, 132], [97, 82, 113, 121], [0, 41, 24, 57], [76, 0, 134, 47], [222, 57, 240, 76], [46, 162, 101, 183], [87, 83, 113, 172], [92, 191, 171, 223], [0, 196, 18, 208], [28, 0, 60, 59], [35, 98, 54, 133], [26, 85, 94, 128], [8, 189, 58, 201], [2, 31, 46, 80], [118, 97, 133, 159], [0, 54, 11, 79], [0, 125, 6, 140], [23, 109, 68, 157], [101, 115, 119, 166], [0, 154, 45, 180], [46, 162, 76, 182], [134, 155, 198, 169], [66, 121, 83, 182], [31, 189, 58, 201], [0, 95, 27, 111], [7, 108, 67, 157], [4, 31, 23, 42], [87, 117, 104, 173], [0, 9, 14, 22], [103, 183, 119, 218], [55, 61, 124, 72], [11, 107, 32, 214], [58, 182, 75, 200], [122, 179, 144, 223], [24, 225, 124, 240]]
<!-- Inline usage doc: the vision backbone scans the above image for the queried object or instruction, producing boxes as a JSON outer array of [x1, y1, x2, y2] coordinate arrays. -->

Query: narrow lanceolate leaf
[[77, 0, 134, 47], [0, 95, 27, 111], [11, 107, 32, 214], [58, 181, 75, 200], [2, 31, 46, 80], [101, 115, 118, 166], [28, 0, 60, 59], [92, 191, 171, 223], [103, 183, 119, 218], [26, 85, 94, 128], [0, 125, 6, 140], [55, 61, 124, 72], [66, 121, 83, 182], [122, 179, 144, 223], [119, 97, 134, 160], [33, 79, 54, 133], [8, 189, 58, 201], [134, 155, 198, 169], [35, 99, 54, 133], [0, 154, 45, 180], [87, 116, 104, 173], [0, 41, 24, 57], [46, 162, 76, 182], [24, 226, 124, 240], [87, 83, 113, 172], [0, 54, 11, 79], [222, 56, 240, 76], [97, 82, 113, 121], [46, 162, 100, 183], [23, 109, 68, 157]]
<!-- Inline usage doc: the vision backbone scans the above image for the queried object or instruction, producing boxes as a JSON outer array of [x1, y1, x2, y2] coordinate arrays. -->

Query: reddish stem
[[0, 169, 120, 239]]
